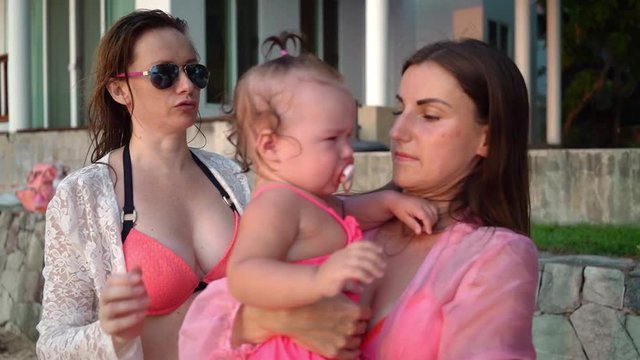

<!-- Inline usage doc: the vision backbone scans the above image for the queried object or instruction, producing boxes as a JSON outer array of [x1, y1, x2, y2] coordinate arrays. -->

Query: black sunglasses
[[116, 63, 209, 90]]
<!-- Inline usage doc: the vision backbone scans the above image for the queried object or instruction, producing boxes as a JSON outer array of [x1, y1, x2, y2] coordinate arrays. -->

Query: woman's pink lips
[[176, 100, 196, 108], [394, 151, 418, 161]]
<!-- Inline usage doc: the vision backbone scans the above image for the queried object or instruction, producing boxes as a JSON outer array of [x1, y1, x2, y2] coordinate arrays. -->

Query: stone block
[[542, 255, 636, 270], [583, 267, 625, 309], [533, 314, 586, 360], [12, 302, 41, 341], [0, 212, 12, 250], [0, 211, 13, 229], [630, 267, 640, 277], [624, 277, 640, 312], [538, 263, 583, 313], [571, 303, 640, 360], [22, 271, 42, 303], [353, 152, 392, 192], [0, 291, 12, 324], [626, 315, 640, 352], [33, 220, 46, 246], [5, 251, 25, 271], [0, 271, 22, 302], [357, 106, 395, 148], [25, 237, 44, 271], [5, 214, 19, 253], [17, 229, 32, 252]]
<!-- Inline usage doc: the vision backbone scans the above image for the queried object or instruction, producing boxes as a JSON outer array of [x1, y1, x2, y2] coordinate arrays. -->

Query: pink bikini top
[[120, 145, 240, 316], [252, 183, 363, 266]]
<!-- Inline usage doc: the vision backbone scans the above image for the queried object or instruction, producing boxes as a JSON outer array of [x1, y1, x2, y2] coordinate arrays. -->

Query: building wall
[[452, 6, 484, 40], [258, 0, 299, 54]]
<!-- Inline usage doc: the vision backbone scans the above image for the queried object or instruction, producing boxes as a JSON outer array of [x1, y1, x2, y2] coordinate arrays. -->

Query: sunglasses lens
[[185, 64, 209, 89], [149, 64, 180, 89]]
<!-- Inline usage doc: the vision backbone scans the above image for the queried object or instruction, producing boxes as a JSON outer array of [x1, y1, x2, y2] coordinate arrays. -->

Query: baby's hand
[[314, 241, 386, 298], [387, 191, 438, 235]]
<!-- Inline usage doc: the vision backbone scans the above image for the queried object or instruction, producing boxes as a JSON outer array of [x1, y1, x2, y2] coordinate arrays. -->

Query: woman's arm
[[36, 184, 142, 359], [237, 297, 369, 359], [180, 279, 368, 360], [438, 236, 539, 359]]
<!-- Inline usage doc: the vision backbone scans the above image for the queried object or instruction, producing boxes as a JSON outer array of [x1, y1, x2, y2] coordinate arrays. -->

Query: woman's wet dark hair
[[87, 9, 192, 162]]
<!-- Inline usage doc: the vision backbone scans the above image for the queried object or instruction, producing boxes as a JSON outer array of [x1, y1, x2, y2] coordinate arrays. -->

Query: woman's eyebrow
[[416, 97, 452, 108]]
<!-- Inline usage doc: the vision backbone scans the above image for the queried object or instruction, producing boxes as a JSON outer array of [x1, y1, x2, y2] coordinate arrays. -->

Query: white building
[[0, 0, 561, 144]]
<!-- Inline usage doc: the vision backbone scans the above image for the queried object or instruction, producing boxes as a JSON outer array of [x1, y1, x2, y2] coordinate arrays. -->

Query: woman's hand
[[99, 267, 148, 353], [239, 295, 370, 359]]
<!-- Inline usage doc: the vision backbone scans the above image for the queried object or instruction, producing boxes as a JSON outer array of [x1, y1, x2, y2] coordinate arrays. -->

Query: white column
[[100, 0, 106, 35], [546, 0, 562, 145], [365, 0, 388, 106], [514, 0, 530, 95], [7, 0, 30, 132], [514, 0, 531, 142], [135, 0, 171, 12], [69, 0, 79, 127]]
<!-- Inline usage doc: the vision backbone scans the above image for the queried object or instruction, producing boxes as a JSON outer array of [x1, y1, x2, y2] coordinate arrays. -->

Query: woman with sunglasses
[[34, 10, 250, 360], [37, 9, 371, 360]]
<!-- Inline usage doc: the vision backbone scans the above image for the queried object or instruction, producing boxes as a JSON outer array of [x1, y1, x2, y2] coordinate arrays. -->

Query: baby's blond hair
[[226, 32, 345, 172]]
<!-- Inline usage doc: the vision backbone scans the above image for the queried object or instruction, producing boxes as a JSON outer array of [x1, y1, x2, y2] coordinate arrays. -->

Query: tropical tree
[[544, 0, 640, 147]]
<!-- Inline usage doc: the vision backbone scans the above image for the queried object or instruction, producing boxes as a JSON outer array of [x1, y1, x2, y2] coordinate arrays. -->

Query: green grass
[[531, 223, 640, 258]]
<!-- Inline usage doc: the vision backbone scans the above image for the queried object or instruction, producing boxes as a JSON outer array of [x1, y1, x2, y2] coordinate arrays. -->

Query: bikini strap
[[121, 148, 238, 241], [253, 183, 344, 224], [121, 144, 136, 241], [190, 151, 238, 213]]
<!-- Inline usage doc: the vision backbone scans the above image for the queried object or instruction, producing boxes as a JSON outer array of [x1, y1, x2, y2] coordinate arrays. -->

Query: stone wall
[[530, 149, 640, 225], [1, 209, 640, 359], [351, 150, 640, 225], [534, 254, 640, 360], [2, 129, 638, 224], [0, 122, 235, 195], [0, 210, 44, 341]]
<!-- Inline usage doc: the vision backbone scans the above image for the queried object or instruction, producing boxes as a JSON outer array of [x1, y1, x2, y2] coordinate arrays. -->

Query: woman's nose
[[389, 113, 410, 142], [175, 68, 195, 93]]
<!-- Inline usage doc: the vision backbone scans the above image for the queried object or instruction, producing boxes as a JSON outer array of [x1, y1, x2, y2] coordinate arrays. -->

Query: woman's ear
[[107, 79, 131, 107], [475, 125, 489, 157]]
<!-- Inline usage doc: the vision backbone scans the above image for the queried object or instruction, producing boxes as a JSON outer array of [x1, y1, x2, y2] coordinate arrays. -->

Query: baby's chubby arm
[[338, 190, 438, 234], [227, 188, 385, 309]]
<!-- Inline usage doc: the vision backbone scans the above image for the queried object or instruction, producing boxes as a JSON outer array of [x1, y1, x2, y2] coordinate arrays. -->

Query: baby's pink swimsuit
[[180, 183, 363, 359]]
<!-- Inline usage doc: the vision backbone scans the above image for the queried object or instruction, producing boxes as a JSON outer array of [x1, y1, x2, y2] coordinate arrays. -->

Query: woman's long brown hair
[[402, 39, 531, 235]]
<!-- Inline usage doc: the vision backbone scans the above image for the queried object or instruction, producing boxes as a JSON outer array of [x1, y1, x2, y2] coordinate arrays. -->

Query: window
[[299, 0, 338, 68], [487, 19, 509, 54], [205, 0, 258, 104]]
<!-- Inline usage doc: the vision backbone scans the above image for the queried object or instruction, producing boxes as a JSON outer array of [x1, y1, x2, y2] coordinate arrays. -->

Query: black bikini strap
[[190, 151, 238, 213], [121, 144, 137, 241], [194, 281, 208, 292]]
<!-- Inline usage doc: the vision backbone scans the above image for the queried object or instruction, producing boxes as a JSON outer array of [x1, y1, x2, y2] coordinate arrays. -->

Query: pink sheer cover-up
[[180, 221, 538, 359], [361, 222, 538, 359]]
